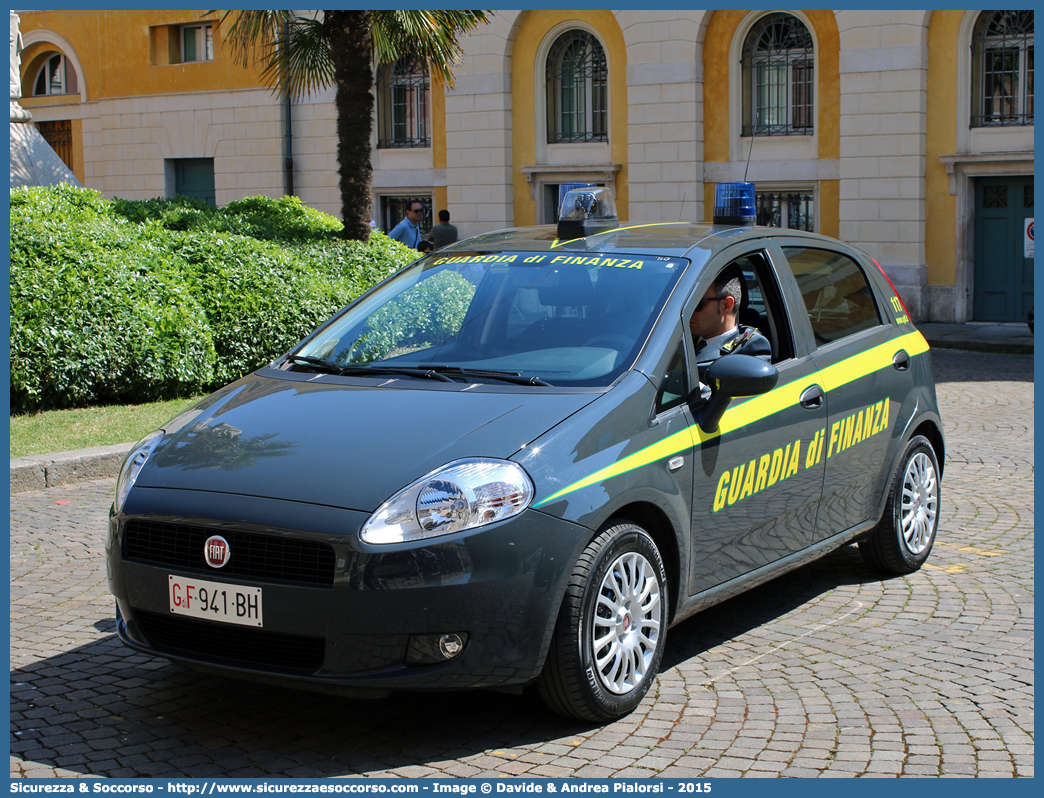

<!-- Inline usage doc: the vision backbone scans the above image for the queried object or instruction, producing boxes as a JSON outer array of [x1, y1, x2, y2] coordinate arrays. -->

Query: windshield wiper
[[286, 355, 455, 383], [288, 355, 549, 386], [355, 366, 456, 383], [422, 365, 553, 387], [286, 354, 346, 374]]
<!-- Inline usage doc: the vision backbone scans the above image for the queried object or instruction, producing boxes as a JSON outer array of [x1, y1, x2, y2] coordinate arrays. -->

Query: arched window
[[33, 53, 78, 96], [545, 30, 608, 143], [741, 13, 814, 136], [971, 10, 1034, 127], [376, 57, 430, 149]]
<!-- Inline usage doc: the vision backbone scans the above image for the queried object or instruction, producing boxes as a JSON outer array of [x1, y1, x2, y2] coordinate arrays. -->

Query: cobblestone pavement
[[10, 350, 1033, 779]]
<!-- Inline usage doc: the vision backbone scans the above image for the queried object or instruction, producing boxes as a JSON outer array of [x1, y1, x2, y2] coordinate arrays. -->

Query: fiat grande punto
[[107, 185, 943, 721]]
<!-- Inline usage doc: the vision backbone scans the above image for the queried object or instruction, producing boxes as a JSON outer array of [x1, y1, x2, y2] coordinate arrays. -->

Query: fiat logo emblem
[[204, 535, 230, 568]]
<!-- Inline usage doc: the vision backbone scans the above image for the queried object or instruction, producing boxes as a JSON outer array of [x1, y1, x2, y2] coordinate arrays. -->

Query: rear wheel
[[537, 520, 668, 721], [860, 434, 940, 574]]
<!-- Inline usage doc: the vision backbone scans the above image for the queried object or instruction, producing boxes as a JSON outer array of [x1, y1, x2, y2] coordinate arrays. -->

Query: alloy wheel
[[591, 551, 662, 695], [900, 451, 938, 554]]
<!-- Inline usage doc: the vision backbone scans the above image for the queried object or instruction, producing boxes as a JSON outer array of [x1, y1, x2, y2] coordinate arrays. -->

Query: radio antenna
[[743, 112, 758, 183], [679, 192, 686, 221]]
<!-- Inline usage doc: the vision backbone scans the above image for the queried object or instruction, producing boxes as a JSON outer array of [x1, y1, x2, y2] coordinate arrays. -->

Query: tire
[[860, 434, 941, 574], [537, 520, 668, 722]]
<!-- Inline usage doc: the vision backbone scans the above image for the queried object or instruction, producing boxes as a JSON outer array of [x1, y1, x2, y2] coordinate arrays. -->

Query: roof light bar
[[557, 186, 619, 241], [713, 182, 756, 226]]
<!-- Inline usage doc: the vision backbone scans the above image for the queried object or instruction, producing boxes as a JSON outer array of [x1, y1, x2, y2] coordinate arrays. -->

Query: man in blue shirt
[[388, 201, 424, 248]]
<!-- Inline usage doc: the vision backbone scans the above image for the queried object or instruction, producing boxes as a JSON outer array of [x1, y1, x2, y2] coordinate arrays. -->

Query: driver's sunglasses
[[695, 294, 727, 312]]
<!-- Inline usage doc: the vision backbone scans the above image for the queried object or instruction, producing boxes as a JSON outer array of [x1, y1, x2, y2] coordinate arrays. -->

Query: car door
[[687, 244, 828, 596], [775, 239, 920, 541]]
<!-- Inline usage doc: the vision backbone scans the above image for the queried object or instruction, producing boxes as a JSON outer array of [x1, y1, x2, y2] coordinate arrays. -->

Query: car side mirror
[[696, 355, 779, 433]]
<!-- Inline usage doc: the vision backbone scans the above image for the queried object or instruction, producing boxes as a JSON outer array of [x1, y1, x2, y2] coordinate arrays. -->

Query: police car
[[107, 184, 943, 722]]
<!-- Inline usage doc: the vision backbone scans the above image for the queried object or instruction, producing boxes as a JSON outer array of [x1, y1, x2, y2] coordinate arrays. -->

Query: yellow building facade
[[18, 9, 1033, 323]]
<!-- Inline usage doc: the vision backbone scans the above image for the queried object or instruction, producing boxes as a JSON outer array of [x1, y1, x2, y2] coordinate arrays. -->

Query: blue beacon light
[[713, 182, 756, 226]]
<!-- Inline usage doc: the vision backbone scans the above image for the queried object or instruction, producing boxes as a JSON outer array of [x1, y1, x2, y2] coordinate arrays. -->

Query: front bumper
[[108, 487, 589, 692]]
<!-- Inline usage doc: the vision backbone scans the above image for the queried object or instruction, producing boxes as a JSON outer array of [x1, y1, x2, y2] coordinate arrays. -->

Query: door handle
[[893, 350, 910, 371], [800, 384, 824, 409]]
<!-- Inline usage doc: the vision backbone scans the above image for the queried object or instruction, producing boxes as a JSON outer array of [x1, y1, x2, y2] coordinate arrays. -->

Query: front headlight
[[113, 430, 164, 514], [360, 458, 534, 545]]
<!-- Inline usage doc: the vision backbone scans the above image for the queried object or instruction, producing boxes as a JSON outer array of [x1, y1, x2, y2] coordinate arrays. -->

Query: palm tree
[[220, 10, 491, 241]]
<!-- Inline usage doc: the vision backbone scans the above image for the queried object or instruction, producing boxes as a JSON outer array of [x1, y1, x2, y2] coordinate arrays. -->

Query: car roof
[[442, 222, 847, 262]]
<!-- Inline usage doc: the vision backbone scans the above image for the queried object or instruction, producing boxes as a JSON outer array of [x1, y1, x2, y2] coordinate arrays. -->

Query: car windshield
[[292, 249, 690, 387]]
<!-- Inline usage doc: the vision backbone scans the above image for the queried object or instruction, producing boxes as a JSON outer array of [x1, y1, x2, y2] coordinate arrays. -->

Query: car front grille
[[123, 520, 336, 586], [135, 610, 326, 673]]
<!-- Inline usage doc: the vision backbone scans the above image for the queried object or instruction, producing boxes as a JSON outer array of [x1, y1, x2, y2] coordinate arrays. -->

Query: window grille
[[546, 30, 608, 143], [755, 190, 814, 232], [742, 14, 814, 136], [377, 58, 430, 148], [37, 120, 73, 171], [971, 10, 1034, 127], [983, 185, 1009, 209]]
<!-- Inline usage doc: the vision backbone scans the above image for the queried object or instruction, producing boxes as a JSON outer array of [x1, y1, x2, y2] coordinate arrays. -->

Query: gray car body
[[108, 221, 944, 694]]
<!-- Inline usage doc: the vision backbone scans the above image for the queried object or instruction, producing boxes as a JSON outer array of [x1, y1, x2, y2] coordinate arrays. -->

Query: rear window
[[782, 246, 883, 345], [296, 250, 689, 387]]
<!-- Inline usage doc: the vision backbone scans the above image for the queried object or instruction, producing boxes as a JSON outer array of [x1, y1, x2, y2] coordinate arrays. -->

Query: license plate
[[168, 575, 263, 627]]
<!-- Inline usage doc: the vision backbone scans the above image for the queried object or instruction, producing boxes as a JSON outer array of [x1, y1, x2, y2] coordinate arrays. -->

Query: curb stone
[[10, 442, 133, 494], [918, 322, 1034, 355]]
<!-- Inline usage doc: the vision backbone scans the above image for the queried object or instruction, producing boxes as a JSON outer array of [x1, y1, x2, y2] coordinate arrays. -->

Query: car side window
[[782, 246, 884, 345], [655, 341, 689, 415], [723, 252, 795, 364]]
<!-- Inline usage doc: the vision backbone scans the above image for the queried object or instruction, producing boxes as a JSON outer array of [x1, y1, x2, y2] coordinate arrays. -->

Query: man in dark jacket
[[690, 264, 771, 384], [429, 209, 458, 250]]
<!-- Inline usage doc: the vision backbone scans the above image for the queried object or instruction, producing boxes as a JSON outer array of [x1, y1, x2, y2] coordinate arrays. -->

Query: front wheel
[[537, 520, 668, 722], [860, 434, 941, 574]]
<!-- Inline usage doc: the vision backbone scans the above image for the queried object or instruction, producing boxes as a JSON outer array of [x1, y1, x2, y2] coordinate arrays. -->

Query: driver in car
[[690, 264, 772, 385]]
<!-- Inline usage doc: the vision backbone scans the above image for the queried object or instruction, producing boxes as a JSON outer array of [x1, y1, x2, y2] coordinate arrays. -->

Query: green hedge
[[10, 185, 417, 412], [110, 193, 344, 242]]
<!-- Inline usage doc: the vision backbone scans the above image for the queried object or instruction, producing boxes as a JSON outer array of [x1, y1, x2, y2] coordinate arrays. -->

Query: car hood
[[136, 372, 597, 512]]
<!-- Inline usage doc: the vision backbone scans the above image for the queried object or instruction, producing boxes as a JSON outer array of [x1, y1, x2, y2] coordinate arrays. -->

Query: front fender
[[514, 371, 694, 618]]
